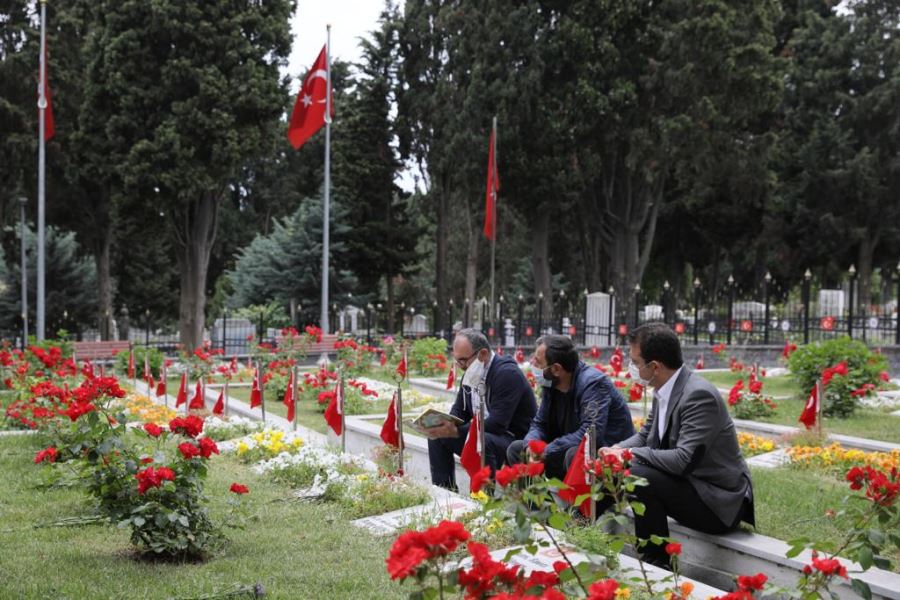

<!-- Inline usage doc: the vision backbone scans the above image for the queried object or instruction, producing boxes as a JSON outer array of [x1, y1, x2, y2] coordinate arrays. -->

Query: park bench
[[72, 340, 131, 362], [304, 334, 339, 358]]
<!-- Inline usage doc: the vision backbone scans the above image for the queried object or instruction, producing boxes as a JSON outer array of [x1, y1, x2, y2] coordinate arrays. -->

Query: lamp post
[[726, 274, 735, 345], [848, 264, 856, 338], [582, 288, 589, 346], [763, 272, 771, 345], [633, 283, 641, 327], [537, 292, 544, 337], [558, 289, 566, 333], [662, 280, 671, 324], [432, 300, 439, 337], [19, 196, 27, 347], [448, 299, 454, 341], [693, 278, 701, 345], [146, 308, 152, 348], [366, 303, 373, 344], [803, 269, 812, 344], [607, 286, 615, 346], [895, 262, 900, 345], [516, 294, 523, 343], [400, 302, 406, 337]]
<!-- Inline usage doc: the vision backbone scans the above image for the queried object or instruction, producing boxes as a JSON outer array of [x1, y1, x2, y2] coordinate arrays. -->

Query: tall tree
[[78, 0, 293, 348]]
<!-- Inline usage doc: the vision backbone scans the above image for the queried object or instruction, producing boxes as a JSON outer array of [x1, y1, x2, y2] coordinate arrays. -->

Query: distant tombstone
[[410, 314, 428, 334], [343, 305, 362, 333], [644, 305, 663, 321], [212, 317, 254, 354], [585, 292, 615, 347], [733, 301, 766, 318], [504, 318, 515, 346], [818, 289, 844, 318]]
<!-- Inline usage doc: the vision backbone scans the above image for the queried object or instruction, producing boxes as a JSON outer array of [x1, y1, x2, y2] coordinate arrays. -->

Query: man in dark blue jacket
[[426, 328, 537, 490], [508, 335, 634, 479]]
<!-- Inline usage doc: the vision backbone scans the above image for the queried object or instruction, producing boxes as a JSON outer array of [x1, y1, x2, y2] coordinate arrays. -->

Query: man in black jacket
[[508, 335, 634, 480], [426, 328, 537, 490]]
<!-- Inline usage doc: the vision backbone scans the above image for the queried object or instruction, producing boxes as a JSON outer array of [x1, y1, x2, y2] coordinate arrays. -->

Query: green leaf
[[630, 501, 645, 516], [132, 516, 145, 527], [850, 579, 871, 600], [857, 546, 873, 570], [548, 513, 568, 530]]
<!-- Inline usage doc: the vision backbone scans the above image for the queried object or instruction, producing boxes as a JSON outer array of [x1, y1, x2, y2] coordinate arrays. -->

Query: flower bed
[[787, 443, 900, 475], [738, 432, 777, 457], [111, 393, 177, 425]]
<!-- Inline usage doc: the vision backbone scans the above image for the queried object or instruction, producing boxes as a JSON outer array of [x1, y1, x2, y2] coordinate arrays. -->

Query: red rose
[[143, 422, 163, 437], [528, 440, 548, 456], [386, 521, 470, 581], [737, 573, 767, 591], [178, 442, 201, 460], [665, 542, 682, 556], [136, 466, 176, 495], [169, 415, 204, 438], [587, 578, 619, 600], [748, 380, 763, 394], [34, 446, 57, 464], [198, 437, 219, 459], [810, 553, 847, 578], [230, 483, 249, 495], [469, 466, 491, 494]]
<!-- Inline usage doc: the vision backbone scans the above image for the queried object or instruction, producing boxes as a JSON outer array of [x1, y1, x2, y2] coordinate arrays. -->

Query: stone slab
[[745, 448, 790, 469], [352, 495, 479, 537]]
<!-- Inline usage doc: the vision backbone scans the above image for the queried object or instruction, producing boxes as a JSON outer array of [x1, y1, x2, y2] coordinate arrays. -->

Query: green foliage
[[408, 337, 448, 375], [788, 337, 888, 394], [227, 195, 358, 311], [114, 346, 164, 379]]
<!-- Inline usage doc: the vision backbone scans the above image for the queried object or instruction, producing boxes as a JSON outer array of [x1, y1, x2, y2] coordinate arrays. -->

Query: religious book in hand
[[406, 409, 464, 434]]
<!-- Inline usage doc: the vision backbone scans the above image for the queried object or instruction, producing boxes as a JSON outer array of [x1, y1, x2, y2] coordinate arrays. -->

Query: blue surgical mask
[[531, 365, 552, 388]]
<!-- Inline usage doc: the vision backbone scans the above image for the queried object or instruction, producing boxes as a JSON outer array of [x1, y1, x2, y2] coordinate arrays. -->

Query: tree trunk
[[532, 211, 553, 320], [173, 193, 219, 350], [435, 172, 449, 330], [95, 234, 113, 341], [856, 232, 879, 312], [464, 206, 479, 327]]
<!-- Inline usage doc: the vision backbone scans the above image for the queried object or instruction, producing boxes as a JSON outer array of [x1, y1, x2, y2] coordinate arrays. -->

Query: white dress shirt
[[654, 366, 683, 440]]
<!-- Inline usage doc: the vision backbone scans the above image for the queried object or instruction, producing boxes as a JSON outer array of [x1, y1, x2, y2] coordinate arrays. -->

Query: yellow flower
[[237, 441, 249, 455], [291, 438, 304, 448], [615, 587, 631, 599], [356, 474, 370, 482], [470, 490, 489, 503]]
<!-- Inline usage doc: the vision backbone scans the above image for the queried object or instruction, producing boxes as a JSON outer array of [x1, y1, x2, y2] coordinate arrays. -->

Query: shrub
[[114, 346, 165, 379], [409, 337, 449, 376], [787, 337, 888, 394]]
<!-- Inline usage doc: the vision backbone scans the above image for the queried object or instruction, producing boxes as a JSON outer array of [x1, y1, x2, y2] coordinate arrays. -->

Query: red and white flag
[[483, 124, 499, 240], [459, 414, 482, 477], [283, 370, 295, 422], [558, 435, 591, 517], [127, 349, 135, 379], [286, 45, 333, 150], [189, 381, 205, 410], [798, 383, 819, 429], [175, 373, 188, 407], [324, 380, 343, 435], [446, 367, 456, 390], [380, 392, 400, 448], [212, 389, 225, 416], [250, 366, 262, 409], [39, 47, 55, 141]]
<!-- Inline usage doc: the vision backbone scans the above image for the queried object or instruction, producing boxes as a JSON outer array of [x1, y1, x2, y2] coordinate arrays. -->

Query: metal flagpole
[[162, 360, 168, 408], [340, 371, 346, 453], [816, 378, 823, 437], [489, 117, 497, 334], [478, 399, 486, 469], [588, 425, 597, 521], [19, 197, 28, 347], [396, 386, 404, 474], [292, 365, 298, 432], [259, 360, 266, 423], [320, 24, 332, 334], [223, 378, 229, 415], [36, 0, 48, 340]]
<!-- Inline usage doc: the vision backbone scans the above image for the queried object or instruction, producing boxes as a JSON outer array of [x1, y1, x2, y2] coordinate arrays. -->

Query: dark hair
[[456, 328, 491, 354], [536, 334, 578, 372], [627, 323, 683, 370]]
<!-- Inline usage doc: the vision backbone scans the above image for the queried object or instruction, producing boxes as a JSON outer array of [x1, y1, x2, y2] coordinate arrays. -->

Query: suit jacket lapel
[[662, 368, 692, 439]]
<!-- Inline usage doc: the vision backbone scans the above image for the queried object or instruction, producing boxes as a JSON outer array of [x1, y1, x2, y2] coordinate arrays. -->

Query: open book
[[405, 408, 464, 435]]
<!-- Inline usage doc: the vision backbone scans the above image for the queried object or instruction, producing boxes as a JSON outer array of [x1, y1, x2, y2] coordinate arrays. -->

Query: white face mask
[[530, 364, 552, 388], [462, 357, 485, 389], [628, 361, 650, 386]]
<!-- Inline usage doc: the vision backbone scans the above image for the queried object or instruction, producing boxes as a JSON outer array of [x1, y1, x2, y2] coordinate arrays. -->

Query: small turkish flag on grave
[[212, 390, 225, 416], [175, 373, 188, 407], [459, 414, 482, 477], [380, 393, 400, 448]]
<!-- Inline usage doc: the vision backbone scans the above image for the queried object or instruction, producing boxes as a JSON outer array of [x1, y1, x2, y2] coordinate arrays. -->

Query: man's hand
[[424, 419, 459, 439], [599, 446, 628, 460]]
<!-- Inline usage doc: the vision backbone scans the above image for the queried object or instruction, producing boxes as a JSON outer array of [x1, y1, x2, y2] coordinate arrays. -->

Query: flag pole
[[259, 360, 266, 424], [162, 360, 168, 408], [36, 0, 47, 341], [489, 116, 497, 337], [320, 24, 332, 335], [478, 397, 486, 470], [588, 425, 597, 521], [292, 365, 298, 432], [340, 370, 346, 453], [224, 378, 229, 416], [396, 385, 404, 474], [816, 378, 823, 437]]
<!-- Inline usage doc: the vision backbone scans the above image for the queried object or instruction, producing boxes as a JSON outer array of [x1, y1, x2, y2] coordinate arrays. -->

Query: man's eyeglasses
[[455, 352, 477, 368]]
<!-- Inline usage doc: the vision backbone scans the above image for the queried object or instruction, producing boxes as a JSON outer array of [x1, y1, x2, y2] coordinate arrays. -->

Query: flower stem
[[538, 521, 587, 594]]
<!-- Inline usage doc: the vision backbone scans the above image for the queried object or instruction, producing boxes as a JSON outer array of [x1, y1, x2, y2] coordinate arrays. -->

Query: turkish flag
[[380, 393, 400, 448], [396, 355, 407, 380], [324, 381, 343, 435], [283, 370, 295, 422], [558, 436, 591, 517], [127, 349, 135, 379], [39, 47, 55, 141], [250, 367, 262, 409], [799, 384, 819, 429], [460, 414, 482, 477], [445, 367, 455, 390], [212, 389, 225, 416], [483, 126, 499, 240], [287, 45, 333, 150], [189, 381, 205, 410], [175, 373, 188, 407], [155, 378, 167, 398]]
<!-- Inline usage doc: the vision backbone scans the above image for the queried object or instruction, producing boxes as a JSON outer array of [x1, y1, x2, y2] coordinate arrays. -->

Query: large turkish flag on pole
[[287, 45, 333, 149]]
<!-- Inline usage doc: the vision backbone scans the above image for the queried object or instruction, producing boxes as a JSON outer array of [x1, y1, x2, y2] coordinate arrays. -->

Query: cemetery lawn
[[0, 433, 405, 600], [750, 466, 900, 572], [696, 373, 900, 444]]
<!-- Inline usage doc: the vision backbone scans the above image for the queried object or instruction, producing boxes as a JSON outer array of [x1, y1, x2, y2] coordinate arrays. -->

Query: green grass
[[0, 433, 406, 600], [750, 466, 900, 572], [694, 373, 900, 444]]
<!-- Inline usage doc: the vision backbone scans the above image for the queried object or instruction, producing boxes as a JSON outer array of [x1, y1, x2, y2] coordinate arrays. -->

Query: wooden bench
[[305, 334, 339, 356], [72, 340, 131, 362]]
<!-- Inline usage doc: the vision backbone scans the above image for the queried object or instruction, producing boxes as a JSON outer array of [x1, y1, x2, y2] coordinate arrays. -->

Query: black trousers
[[427, 423, 513, 489], [601, 462, 732, 562], [506, 439, 579, 480]]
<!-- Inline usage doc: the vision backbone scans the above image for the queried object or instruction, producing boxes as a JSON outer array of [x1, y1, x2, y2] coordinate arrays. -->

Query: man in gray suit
[[601, 323, 754, 567]]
